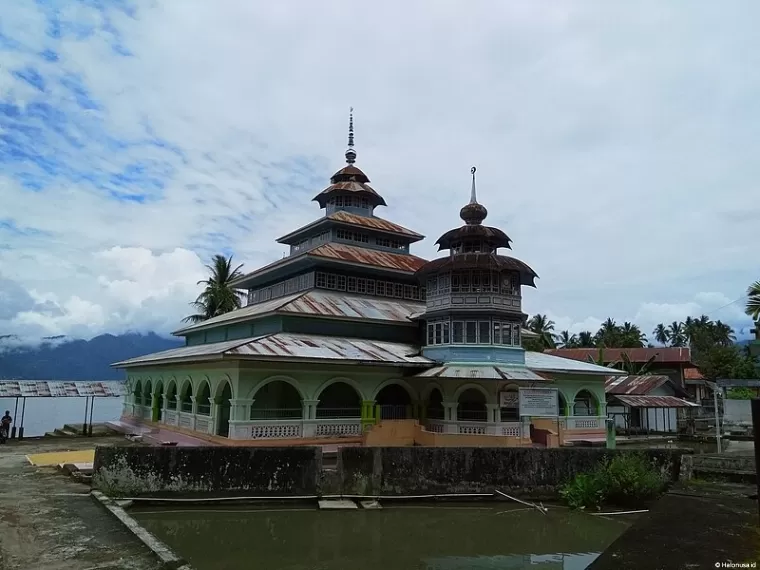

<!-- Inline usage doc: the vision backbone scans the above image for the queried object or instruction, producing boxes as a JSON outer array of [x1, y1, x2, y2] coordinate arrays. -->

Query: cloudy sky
[[0, 1, 757, 344]]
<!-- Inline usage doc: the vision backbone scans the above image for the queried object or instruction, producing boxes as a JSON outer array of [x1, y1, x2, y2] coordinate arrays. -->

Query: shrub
[[559, 452, 666, 510]]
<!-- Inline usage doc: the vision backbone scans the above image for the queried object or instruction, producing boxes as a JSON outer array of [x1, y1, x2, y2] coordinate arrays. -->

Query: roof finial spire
[[470, 166, 477, 203], [460, 166, 488, 225], [345, 107, 356, 164]]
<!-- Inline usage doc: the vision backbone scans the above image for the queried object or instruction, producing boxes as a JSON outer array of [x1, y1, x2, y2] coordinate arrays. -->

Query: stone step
[[318, 499, 358, 510], [360, 500, 382, 510], [53, 428, 79, 437]]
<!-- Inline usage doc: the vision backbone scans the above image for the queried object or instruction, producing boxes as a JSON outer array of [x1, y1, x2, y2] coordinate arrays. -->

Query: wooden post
[[751, 398, 760, 522]]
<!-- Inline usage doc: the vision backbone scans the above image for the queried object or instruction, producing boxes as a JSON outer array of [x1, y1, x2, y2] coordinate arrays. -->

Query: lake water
[[133, 503, 629, 570], [0, 396, 124, 436]]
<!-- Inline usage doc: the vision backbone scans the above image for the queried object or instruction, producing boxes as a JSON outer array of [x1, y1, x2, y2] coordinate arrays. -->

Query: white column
[[189, 396, 197, 430], [443, 402, 458, 433], [302, 400, 319, 437], [227, 399, 254, 439], [485, 404, 501, 435]]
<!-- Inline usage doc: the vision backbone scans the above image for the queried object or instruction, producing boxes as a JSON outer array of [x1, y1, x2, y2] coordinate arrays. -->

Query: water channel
[[133, 503, 632, 569]]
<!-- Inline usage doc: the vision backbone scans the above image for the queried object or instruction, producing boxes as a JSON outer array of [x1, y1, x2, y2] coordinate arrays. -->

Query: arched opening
[[376, 384, 413, 420], [558, 391, 568, 417], [197, 381, 212, 416], [216, 382, 233, 437], [153, 381, 164, 422], [500, 388, 519, 422], [316, 382, 361, 419], [426, 388, 444, 420], [166, 382, 177, 411], [133, 380, 142, 406], [458, 388, 487, 422], [179, 381, 193, 413], [251, 380, 303, 420], [573, 390, 598, 417], [142, 380, 152, 419]]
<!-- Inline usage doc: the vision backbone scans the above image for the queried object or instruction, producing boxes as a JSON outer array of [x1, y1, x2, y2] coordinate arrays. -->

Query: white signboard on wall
[[518, 387, 559, 417]]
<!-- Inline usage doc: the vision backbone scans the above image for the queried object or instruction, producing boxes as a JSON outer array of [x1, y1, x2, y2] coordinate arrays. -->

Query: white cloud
[[0, 1, 757, 343]]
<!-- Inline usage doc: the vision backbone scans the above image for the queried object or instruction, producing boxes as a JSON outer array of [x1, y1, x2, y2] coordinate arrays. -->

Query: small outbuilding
[[606, 375, 698, 434]]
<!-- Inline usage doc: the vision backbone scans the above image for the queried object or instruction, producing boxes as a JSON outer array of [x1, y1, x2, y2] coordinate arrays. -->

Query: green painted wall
[[280, 316, 420, 344], [182, 317, 284, 346]]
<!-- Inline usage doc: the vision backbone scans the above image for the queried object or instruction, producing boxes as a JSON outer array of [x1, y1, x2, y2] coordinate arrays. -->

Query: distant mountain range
[[0, 331, 755, 381], [0, 333, 183, 381]]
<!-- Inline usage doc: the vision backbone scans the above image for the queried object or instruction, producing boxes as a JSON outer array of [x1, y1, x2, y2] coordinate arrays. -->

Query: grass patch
[[560, 453, 666, 510]]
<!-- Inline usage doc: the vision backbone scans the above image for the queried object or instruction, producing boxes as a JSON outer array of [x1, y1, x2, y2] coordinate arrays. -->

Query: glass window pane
[[479, 321, 491, 344], [452, 322, 464, 343], [493, 321, 502, 344], [434, 323, 443, 344], [443, 321, 450, 344], [465, 321, 478, 343], [427, 323, 434, 345], [513, 325, 520, 346], [502, 323, 512, 345]]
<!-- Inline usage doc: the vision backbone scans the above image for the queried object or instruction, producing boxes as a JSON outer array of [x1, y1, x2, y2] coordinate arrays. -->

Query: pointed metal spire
[[470, 166, 477, 203], [345, 107, 356, 164]]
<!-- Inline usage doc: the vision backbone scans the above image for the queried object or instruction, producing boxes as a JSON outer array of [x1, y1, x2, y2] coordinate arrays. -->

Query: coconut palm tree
[[652, 323, 669, 346], [527, 314, 557, 349], [558, 330, 578, 348], [620, 321, 647, 348], [667, 321, 686, 347], [576, 331, 595, 348], [712, 320, 736, 347], [183, 254, 245, 324], [746, 280, 760, 321]]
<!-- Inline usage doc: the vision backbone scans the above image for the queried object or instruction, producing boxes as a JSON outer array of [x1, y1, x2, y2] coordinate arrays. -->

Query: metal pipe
[[88, 397, 95, 436], [107, 492, 497, 503], [19, 397, 26, 439], [713, 383, 722, 453], [83, 396, 89, 435], [11, 397, 18, 439]]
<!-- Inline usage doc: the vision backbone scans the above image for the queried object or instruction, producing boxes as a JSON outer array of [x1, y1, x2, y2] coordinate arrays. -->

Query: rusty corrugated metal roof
[[313, 180, 387, 207], [613, 395, 699, 408], [228, 333, 429, 365], [415, 365, 548, 381], [113, 333, 431, 367], [546, 347, 694, 364], [0, 380, 124, 397], [280, 290, 423, 323], [309, 242, 427, 272], [605, 375, 670, 395], [328, 211, 423, 239]]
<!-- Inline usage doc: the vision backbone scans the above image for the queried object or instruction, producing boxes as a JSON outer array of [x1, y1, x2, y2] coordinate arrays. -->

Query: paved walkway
[[107, 420, 219, 446]]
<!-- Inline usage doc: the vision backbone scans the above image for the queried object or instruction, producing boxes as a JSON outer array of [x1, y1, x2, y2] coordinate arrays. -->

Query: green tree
[[652, 323, 669, 346], [576, 331, 595, 348], [695, 345, 758, 380], [667, 321, 686, 347], [183, 254, 245, 324], [558, 330, 578, 348], [527, 314, 557, 349], [619, 321, 647, 348], [594, 318, 620, 348], [746, 280, 760, 321]]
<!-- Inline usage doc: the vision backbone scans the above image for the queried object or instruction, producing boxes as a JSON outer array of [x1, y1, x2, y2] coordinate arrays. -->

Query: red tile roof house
[[545, 348, 701, 390]]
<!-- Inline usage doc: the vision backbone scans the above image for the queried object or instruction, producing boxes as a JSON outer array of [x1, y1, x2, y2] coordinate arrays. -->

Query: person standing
[[0, 410, 12, 443]]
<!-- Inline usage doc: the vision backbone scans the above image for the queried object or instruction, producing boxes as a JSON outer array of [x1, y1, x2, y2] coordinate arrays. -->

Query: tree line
[[524, 279, 760, 379]]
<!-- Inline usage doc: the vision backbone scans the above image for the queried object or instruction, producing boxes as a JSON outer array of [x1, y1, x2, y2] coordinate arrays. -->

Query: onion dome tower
[[414, 167, 538, 365]]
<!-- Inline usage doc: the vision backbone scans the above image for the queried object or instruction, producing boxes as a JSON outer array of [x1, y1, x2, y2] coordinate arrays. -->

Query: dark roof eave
[[228, 254, 314, 289]]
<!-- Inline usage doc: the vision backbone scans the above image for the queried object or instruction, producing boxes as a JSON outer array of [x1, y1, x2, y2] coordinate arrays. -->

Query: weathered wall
[[334, 447, 685, 497], [92, 445, 320, 497], [93, 445, 685, 498], [723, 399, 752, 427]]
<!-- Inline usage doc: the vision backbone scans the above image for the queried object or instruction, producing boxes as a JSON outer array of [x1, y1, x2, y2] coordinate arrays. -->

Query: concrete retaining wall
[[93, 445, 685, 498], [332, 447, 685, 496], [92, 445, 321, 497]]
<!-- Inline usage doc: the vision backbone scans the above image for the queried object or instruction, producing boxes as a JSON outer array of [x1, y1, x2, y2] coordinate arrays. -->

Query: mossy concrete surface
[[92, 445, 321, 497], [94, 445, 685, 498], [589, 483, 760, 569]]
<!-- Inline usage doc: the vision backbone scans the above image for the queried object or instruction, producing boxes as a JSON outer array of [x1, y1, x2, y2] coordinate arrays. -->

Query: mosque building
[[115, 112, 620, 447]]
